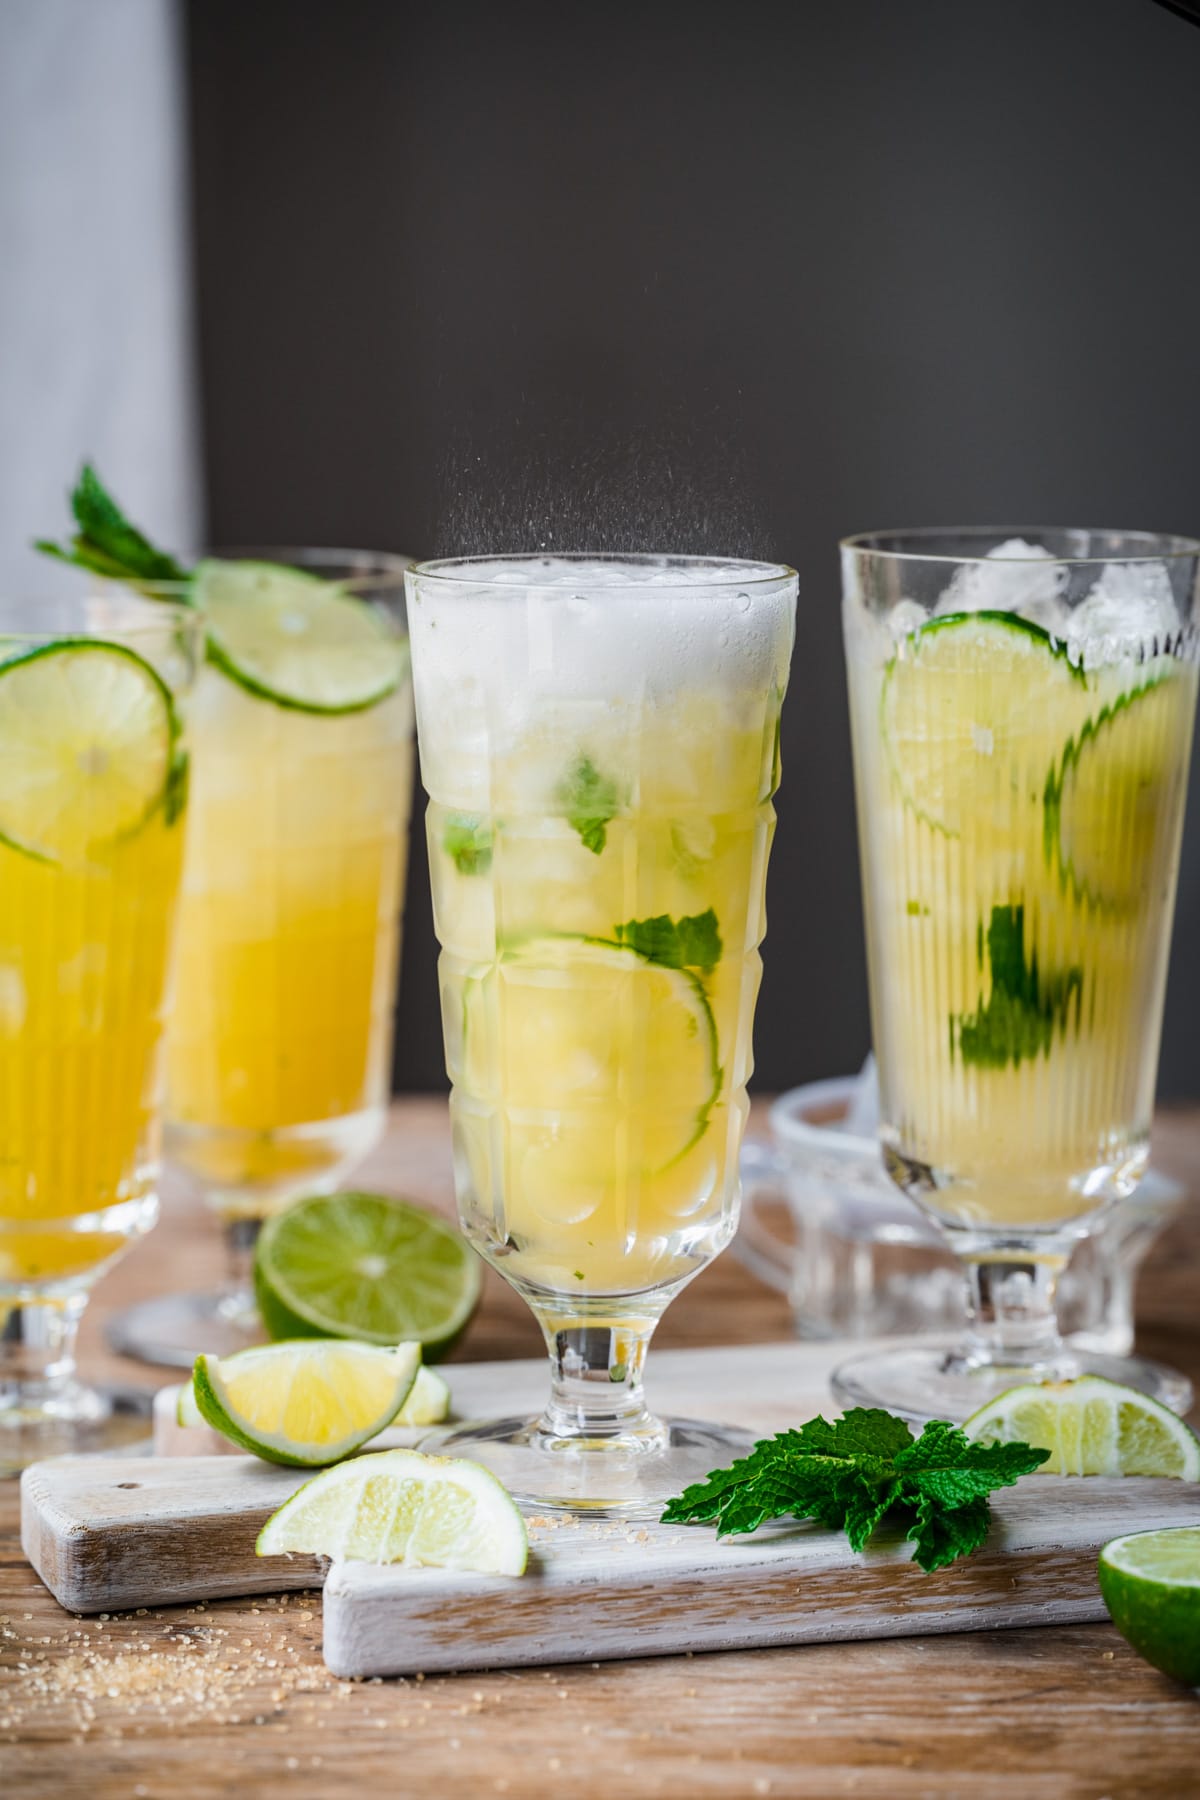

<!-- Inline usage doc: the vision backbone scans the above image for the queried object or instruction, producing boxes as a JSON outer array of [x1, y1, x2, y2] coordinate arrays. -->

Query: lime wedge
[[394, 1363, 452, 1426], [176, 1361, 451, 1431], [0, 639, 179, 861], [1046, 672, 1193, 911], [192, 559, 407, 714], [254, 1192, 482, 1358], [963, 1376, 1200, 1478], [881, 611, 1089, 838], [256, 1447, 527, 1574], [192, 1340, 421, 1467], [1099, 1528, 1200, 1687], [463, 936, 720, 1168]]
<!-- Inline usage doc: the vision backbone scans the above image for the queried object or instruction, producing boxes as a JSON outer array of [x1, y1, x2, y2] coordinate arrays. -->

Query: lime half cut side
[[962, 1376, 1200, 1478], [0, 639, 178, 861], [1099, 1528, 1200, 1688], [192, 1340, 421, 1467], [256, 1447, 528, 1574], [881, 610, 1089, 838], [254, 1191, 482, 1358], [192, 558, 408, 714]]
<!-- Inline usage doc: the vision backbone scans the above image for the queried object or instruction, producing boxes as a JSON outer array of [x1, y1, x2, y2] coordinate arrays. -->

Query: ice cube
[[1065, 560, 1179, 671], [886, 599, 928, 640], [935, 537, 1068, 633]]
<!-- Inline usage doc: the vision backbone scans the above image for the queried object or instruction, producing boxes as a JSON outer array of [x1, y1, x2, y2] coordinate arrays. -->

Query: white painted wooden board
[[21, 1339, 1200, 1678]]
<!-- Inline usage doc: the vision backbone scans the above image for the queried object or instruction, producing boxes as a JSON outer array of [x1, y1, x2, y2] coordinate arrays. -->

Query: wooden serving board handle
[[20, 1455, 324, 1611]]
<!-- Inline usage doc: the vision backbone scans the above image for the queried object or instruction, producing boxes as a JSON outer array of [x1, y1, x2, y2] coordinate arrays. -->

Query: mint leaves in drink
[[443, 813, 493, 876], [662, 1407, 1049, 1572], [954, 904, 1082, 1070], [36, 464, 188, 589], [613, 908, 722, 977], [558, 754, 620, 854]]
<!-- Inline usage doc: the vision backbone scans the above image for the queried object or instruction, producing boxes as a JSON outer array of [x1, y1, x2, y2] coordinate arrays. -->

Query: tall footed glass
[[837, 527, 1200, 1421], [108, 551, 414, 1366], [407, 554, 797, 1513], [0, 593, 201, 1472]]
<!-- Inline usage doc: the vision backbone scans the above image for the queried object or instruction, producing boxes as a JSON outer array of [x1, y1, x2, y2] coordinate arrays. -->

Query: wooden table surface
[[3, 1098, 1199, 1799]]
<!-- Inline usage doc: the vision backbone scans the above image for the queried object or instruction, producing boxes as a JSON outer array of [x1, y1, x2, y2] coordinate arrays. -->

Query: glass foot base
[[0, 1384, 153, 1477], [830, 1339, 1194, 1423], [422, 1415, 756, 1518], [106, 1289, 264, 1369]]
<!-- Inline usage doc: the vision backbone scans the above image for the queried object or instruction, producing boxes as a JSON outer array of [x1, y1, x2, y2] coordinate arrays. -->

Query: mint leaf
[[612, 907, 722, 977], [442, 813, 493, 876], [557, 754, 620, 854], [661, 1405, 1049, 1573], [954, 903, 1082, 1070], [36, 463, 189, 591]]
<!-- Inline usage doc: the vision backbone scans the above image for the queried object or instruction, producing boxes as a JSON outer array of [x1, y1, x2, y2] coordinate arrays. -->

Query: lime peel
[[1099, 1527, 1200, 1687]]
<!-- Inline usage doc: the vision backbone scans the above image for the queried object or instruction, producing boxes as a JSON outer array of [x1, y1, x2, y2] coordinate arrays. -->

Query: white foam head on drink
[[409, 556, 794, 745]]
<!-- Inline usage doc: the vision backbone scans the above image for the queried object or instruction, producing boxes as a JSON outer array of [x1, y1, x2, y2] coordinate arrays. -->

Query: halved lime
[[257, 1447, 527, 1573], [963, 1376, 1200, 1478], [462, 936, 720, 1167], [1045, 672, 1193, 911], [0, 639, 178, 860], [1099, 1528, 1200, 1687], [881, 610, 1089, 838], [192, 1340, 421, 1467], [192, 559, 407, 714], [254, 1191, 482, 1358]]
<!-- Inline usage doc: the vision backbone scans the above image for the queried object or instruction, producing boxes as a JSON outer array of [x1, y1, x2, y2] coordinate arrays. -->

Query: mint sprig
[[443, 812, 493, 876], [661, 1408, 1049, 1572], [36, 464, 189, 591], [612, 907, 722, 977], [955, 904, 1082, 1070], [557, 754, 620, 855]]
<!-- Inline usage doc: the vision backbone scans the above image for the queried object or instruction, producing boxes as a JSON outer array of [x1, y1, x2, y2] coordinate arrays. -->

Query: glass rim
[[840, 525, 1200, 566], [0, 590, 201, 639], [407, 551, 797, 590], [116, 547, 415, 601]]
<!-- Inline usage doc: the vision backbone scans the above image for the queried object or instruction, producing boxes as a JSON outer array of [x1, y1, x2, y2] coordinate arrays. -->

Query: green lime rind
[[254, 1192, 482, 1359], [0, 637, 183, 865], [880, 609, 1087, 840], [1043, 671, 1184, 913], [1099, 1528, 1200, 1688], [193, 559, 408, 717], [191, 1341, 421, 1468]]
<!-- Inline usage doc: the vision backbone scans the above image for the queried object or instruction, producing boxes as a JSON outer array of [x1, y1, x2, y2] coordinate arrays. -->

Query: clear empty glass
[[407, 554, 797, 1513], [837, 528, 1199, 1420]]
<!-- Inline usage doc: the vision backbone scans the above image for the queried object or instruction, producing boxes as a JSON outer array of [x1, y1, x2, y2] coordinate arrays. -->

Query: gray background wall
[[185, 0, 1200, 1096]]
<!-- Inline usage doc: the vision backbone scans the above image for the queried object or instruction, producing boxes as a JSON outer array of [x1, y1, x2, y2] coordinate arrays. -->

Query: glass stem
[[222, 1215, 262, 1303], [959, 1247, 1076, 1377], [534, 1312, 666, 1446], [0, 1293, 86, 1414]]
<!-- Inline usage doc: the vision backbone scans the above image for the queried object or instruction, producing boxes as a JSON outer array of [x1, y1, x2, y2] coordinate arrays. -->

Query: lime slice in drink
[[1045, 672, 1193, 911], [462, 937, 720, 1172], [1098, 1528, 1200, 1687], [881, 611, 1089, 838], [256, 1447, 527, 1574], [177, 1360, 449, 1432], [963, 1376, 1200, 1478], [192, 1340, 422, 1467], [192, 559, 407, 714], [0, 639, 178, 861], [254, 1192, 482, 1358]]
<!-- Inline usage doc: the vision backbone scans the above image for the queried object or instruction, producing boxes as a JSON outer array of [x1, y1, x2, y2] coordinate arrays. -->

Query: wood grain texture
[[3, 1098, 1200, 1799]]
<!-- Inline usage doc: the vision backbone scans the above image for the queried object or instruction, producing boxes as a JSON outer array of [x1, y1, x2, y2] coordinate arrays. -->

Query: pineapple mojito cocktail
[[0, 595, 200, 1458], [845, 537, 1198, 1234], [410, 557, 795, 1304]]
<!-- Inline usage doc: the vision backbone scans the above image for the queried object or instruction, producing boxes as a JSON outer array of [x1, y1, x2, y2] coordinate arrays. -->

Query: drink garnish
[[954, 903, 1083, 1070], [612, 907, 722, 977], [661, 1407, 1049, 1572], [36, 462, 188, 590], [963, 1376, 1200, 1477], [558, 752, 620, 854], [443, 811, 493, 875]]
